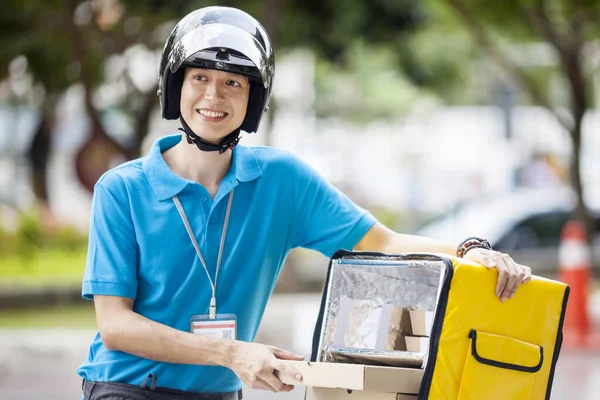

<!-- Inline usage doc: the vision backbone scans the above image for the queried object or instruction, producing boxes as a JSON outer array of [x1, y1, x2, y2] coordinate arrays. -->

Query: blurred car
[[416, 187, 600, 275]]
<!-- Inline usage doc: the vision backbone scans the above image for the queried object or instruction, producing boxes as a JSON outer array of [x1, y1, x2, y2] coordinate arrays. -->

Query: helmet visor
[[169, 23, 273, 89], [182, 49, 263, 83]]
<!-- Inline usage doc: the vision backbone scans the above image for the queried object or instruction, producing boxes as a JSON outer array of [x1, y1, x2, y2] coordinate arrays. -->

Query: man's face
[[180, 67, 250, 143]]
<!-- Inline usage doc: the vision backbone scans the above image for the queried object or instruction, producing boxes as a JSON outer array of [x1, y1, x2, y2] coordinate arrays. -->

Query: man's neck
[[163, 136, 233, 195]]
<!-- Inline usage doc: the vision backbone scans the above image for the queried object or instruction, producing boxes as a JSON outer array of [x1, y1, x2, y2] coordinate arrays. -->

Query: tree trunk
[[568, 80, 594, 245], [569, 115, 594, 243], [528, 2, 595, 242], [26, 95, 61, 230], [562, 45, 594, 243], [27, 96, 57, 204]]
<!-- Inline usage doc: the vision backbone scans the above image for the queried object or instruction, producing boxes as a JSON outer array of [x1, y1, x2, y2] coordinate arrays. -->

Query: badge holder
[[190, 313, 237, 340]]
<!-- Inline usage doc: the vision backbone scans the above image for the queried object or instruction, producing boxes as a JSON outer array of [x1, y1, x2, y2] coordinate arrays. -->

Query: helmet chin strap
[[178, 116, 241, 154]]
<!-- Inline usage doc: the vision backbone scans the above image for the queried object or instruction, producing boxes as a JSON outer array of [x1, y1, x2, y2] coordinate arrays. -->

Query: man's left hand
[[463, 248, 532, 302]]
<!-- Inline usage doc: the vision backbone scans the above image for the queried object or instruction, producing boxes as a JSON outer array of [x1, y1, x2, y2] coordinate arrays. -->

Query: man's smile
[[196, 109, 228, 121]]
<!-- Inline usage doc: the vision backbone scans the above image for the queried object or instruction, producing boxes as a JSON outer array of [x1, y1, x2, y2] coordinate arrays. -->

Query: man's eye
[[227, 80, 241, 87], [193, 75, 207, 81]]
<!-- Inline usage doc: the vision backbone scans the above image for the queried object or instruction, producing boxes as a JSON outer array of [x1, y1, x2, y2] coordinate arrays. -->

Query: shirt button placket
[[198, 191, 213, 230], [208, 200, 222, 226]]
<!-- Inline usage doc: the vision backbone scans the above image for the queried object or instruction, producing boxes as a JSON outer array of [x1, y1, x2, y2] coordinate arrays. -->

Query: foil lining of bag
[[317, 259, 444, 365], [328, 347, 425, 368]]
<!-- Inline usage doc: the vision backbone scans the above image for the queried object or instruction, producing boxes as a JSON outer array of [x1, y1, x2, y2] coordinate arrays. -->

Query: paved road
[[0, 294, 598, 399]]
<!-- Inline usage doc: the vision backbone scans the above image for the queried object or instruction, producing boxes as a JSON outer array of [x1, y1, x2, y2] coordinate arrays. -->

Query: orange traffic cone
[[558, 220, 599, 349]]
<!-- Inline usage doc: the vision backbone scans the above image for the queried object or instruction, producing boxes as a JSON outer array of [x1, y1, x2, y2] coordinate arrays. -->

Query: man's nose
[[204, 81, 224, 102]]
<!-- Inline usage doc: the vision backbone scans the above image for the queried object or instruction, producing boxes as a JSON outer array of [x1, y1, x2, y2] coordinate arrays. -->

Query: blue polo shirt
[[77, 133, 376, 393]]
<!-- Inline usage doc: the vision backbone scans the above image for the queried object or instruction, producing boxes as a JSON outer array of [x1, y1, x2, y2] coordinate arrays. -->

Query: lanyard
[[172, 190, 234, 319]]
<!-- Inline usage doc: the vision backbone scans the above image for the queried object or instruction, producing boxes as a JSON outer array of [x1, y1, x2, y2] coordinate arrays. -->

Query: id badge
[[190, 313, 237, 340]]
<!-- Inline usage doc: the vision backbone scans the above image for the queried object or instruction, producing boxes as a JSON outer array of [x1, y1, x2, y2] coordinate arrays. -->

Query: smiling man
[[77, 6, 531, 400], [179, 67, 249, 152]]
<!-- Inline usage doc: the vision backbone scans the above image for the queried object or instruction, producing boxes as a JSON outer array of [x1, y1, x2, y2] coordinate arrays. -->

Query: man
[[78, 6, 531, 399]]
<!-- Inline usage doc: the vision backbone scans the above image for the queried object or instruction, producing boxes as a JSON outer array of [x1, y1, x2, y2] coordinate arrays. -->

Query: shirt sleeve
[[288, 155, 377, 257], [82, 181, 139, 300]]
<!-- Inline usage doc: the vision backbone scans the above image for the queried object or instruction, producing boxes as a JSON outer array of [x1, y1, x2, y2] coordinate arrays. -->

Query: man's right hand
[[227, 342, 304, 392]]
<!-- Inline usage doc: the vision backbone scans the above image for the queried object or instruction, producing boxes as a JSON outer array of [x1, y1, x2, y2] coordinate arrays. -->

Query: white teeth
[[198, 110, 226, 118]]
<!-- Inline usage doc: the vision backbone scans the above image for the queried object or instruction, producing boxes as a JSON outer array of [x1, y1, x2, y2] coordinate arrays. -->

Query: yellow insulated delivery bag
[[282, 250, 569, 400]]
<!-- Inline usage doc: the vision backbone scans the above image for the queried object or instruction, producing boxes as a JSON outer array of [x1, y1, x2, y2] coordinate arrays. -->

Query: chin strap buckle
[[178, 117, 241, 154], [219, 135, 241, 154]]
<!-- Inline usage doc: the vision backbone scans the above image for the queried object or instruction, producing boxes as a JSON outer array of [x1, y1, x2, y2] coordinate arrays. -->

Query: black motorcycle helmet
[[158, 6, 275, 153]]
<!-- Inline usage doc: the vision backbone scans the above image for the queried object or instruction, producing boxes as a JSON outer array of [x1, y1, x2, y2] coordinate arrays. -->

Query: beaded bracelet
[[456, 236, 492, 258]]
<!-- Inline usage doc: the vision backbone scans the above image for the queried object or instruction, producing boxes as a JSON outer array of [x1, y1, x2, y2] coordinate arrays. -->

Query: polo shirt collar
[[143, 134, 262, 202], [143, 134, 189, 201], [229, 143, 262, 183]]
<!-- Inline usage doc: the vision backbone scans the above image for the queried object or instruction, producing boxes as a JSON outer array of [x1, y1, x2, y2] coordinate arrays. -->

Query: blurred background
[[0, 0, 599, 398]]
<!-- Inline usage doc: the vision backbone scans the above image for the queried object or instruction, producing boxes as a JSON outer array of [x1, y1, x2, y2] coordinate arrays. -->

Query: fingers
[[469, 249, 532, 301], [519, 264, 532, 283], [262, 369, 294, 392], [273, 370, 296, 391], [253, 381, 276, 392], [280, 384, 295, 392], [270, 358, 303, 382], [494, 255, 510, 300], [245, 361, 294, 392], [508, 263, 531, 299], [500, 254, 521, 302], [270, 346, 305, 361], [494, 255, 517, 301], [231, 343, 303, 393], [495, 254, 531, 302], [244, 363, 274, 391]]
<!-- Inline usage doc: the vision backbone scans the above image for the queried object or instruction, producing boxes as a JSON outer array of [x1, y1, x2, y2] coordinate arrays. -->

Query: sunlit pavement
[[0, 293, 599, 399]]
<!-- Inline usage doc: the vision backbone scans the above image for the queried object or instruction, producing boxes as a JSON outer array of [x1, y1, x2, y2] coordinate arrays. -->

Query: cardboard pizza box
[[280, 360, 423, 394], [404, 336, 430, 353], [306, 387, 417, 400], [408, 310, 434, 337]]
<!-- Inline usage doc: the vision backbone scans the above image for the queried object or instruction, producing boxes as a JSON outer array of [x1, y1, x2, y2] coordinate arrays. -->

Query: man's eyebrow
[[187, 68, 248, 81], [225, 73, 248, 80]]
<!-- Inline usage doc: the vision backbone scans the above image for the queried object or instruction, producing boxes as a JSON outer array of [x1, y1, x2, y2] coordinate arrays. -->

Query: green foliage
[[314, 42, 433, 121], [0, 249, 87, 286], [0, 209, 88, 285], [0, 210, 88, 259], [276, 0, 424, 63], [0, 304, 96, 328], [401, 22, 482, 102], [449, 0, 600, 41], [0, 0, 88, 92]]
